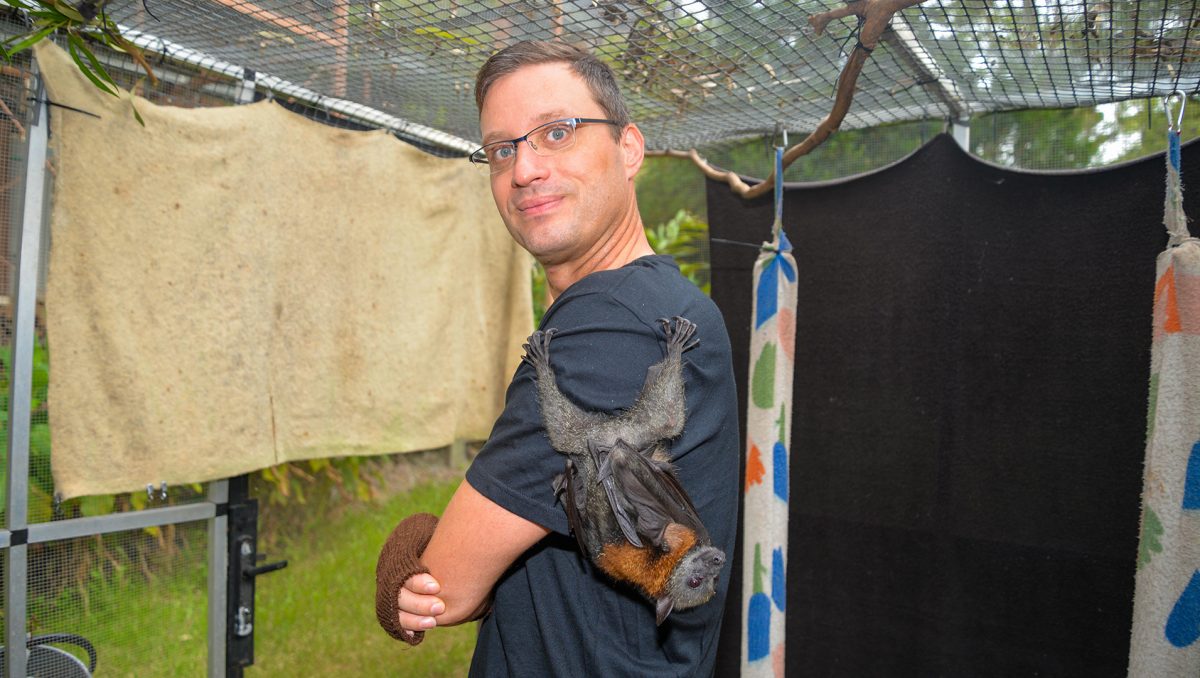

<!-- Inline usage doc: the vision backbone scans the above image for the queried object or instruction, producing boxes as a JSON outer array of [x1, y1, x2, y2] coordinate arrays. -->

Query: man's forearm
[[420, 478, 550, 625]]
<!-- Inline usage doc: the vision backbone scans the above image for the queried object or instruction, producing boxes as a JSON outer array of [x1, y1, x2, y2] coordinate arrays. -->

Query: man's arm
[[407, 476, 549, 627]]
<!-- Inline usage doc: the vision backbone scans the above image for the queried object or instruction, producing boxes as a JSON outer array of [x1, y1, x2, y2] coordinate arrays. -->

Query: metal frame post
[[5, 80, 49, 678], [207, 479, 229, 678], [952, 119, 971, 151]]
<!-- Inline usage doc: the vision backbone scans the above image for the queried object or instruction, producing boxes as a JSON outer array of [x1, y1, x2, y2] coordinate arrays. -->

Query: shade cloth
[[709, 133, 1189, 676]]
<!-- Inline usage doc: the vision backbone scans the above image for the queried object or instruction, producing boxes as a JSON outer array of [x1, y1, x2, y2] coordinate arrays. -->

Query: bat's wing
[[554, 459, 590, 555], [593, 440, 644, 548], [602, 440, 709, 550]]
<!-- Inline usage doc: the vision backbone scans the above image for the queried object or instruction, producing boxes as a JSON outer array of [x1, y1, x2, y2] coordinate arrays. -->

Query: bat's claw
[[521, 327, 558, 369], [657, 316, 698, 352]]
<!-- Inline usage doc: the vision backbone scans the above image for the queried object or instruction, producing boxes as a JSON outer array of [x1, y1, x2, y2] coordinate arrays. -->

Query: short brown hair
[[474, 41, 631, 135]]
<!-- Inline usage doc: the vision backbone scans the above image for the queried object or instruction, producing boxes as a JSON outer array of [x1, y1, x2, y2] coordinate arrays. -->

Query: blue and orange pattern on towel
[[1129, 123, 1200, 676], [742, 228, 795, 678]]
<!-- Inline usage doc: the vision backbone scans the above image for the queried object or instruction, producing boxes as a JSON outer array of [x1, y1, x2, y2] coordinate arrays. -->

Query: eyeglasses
[[469, 117, 621, 175]]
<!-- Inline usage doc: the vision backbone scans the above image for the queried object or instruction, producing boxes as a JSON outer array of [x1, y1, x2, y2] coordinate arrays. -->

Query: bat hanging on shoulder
[[521, 316, 726, 625]]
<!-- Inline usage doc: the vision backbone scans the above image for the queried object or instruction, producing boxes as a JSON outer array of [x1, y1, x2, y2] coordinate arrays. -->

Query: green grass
[[13, 478, 475, 677], [255, 479, 477, 677], [24, 559, 211, 677]]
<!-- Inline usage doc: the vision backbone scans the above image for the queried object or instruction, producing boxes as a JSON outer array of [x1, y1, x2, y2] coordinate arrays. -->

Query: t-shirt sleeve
[[465, 289, 666, 535]]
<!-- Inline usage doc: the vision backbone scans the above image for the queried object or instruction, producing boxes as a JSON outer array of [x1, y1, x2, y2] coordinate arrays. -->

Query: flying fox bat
[[521, 316, 726, 625]]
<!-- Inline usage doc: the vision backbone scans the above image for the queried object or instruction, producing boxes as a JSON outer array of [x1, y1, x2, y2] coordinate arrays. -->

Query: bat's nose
[[700, 548, 725, 569]]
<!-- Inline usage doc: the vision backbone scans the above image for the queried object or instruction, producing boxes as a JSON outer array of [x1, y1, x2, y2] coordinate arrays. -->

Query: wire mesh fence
[[10, 521, 210, 677], [82, 0, 1200, 153], [0, 4, 1197, 674], [0, 26, 221, 678]]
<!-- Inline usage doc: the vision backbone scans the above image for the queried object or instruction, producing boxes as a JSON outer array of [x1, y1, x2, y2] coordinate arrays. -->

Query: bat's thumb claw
[[655, 596, 675, 625]]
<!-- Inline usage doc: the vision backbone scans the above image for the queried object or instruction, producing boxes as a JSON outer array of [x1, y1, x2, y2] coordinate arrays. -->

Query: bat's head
[[657, 544, 726, 624]]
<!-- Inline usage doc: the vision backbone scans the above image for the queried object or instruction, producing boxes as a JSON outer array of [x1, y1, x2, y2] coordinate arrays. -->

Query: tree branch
[[646, 0, 925, 199]]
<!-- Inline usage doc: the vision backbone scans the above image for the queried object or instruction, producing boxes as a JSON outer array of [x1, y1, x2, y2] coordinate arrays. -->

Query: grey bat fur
[[521, 316, 726, 625]]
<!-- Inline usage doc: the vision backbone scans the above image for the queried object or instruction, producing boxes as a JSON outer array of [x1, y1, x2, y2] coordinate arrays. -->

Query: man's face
[[479, 62, 636, 267]]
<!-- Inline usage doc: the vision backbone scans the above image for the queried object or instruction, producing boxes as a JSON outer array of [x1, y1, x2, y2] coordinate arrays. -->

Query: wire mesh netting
[[4, 521, 210, 677], [0, 52, 32, 528], [0, 39, 225, 520], [0, 38, 214, 678], [0, 3, 1195, 675], [78, 0, 1200, 153]]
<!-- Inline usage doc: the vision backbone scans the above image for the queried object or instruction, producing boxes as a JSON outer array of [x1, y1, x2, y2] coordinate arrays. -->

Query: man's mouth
[[516, 195, 562, 216]]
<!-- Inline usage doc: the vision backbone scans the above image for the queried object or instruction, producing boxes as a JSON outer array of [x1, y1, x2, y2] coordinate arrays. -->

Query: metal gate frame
[[0, 29, 464, 674], [0, 71, 234, 678]]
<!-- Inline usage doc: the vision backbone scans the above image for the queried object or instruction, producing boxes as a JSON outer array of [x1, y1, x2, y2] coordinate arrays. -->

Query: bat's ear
[[655, 596, 675, 626]]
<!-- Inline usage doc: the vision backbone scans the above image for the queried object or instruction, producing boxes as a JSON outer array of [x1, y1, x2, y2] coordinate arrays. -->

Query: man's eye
[[544, 126, 571, 143], [489, 145, 515, 161]]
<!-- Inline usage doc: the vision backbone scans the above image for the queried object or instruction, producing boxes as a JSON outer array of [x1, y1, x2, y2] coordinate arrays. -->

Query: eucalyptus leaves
[[1, 0, 156, 121]]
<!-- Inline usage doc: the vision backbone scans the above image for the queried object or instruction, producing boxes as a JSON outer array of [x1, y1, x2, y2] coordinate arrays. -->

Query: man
[[375, 40, 739, 676]]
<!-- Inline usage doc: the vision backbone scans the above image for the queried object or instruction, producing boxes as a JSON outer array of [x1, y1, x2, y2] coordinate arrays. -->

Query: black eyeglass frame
[[468, 117, 621, 171]]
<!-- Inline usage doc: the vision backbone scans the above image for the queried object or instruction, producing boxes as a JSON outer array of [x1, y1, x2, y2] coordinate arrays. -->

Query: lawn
[[14, 476, 475, 677], [254, 478, 477, 677]]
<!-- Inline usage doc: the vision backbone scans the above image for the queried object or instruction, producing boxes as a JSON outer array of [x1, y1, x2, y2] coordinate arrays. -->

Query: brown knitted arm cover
[[375, 512, 439, 645]]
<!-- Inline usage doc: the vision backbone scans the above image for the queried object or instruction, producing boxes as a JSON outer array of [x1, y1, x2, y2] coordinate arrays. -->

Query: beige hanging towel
[[36, 42, 532, 499]]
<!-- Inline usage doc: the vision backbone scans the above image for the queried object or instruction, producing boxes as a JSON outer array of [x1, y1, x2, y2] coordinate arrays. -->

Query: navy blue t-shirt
[[465, 255, 740, 677]]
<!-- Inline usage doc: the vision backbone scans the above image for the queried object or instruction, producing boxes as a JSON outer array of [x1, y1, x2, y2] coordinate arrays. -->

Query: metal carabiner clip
[[1165, 90, 1186, 133]]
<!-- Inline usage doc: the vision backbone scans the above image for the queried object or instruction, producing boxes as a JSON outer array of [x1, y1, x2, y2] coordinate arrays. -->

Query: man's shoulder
[[551, 255, 723, 331]]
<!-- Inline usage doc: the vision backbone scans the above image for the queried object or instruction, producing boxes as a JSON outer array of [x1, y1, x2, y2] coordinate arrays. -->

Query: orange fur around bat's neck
[[596, 523, 698, 599]]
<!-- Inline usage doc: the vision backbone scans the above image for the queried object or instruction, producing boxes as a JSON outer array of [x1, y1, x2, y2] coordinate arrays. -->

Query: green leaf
[[66, 35, 117, 96], [131, 101, 144, 127], [52, 0, 84, 22], [29, 422, 51, 459], [79, 494, 114, 517], [74, 33, 118, 87], [31, 362, 48, 400], [3, 23, 60, 59]]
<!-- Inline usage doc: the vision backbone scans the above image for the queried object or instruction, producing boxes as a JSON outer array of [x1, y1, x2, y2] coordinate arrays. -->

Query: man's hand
[[396, 573, 446, 639], [420, 479, 549, 624], [375, 479, 547, 642]]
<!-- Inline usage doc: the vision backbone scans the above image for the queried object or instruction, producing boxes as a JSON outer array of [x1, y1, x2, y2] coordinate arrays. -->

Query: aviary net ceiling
[[98, 1, 1200, 151]]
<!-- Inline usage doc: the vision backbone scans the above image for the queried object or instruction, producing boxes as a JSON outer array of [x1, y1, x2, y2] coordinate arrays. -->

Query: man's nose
[[510, 142, 549, 186]]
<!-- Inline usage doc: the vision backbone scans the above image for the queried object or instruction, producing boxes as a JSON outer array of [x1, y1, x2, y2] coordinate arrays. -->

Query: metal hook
[[1165, 91, 1186, 133]]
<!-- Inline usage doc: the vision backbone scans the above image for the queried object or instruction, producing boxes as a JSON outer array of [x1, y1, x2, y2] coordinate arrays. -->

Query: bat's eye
[[688, 575, 704, 589]]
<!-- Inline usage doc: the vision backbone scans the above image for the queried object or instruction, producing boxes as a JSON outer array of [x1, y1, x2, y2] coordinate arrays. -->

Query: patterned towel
[[742, 151, 797, 677], [1128, 129, 1200, 675]]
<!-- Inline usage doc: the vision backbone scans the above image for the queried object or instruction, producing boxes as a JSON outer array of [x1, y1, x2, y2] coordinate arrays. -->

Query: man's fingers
[[397, 610, 439, 632], [403, 573, 442, 595], [395, 573, 443, 632], [398, 586, 446, 618]]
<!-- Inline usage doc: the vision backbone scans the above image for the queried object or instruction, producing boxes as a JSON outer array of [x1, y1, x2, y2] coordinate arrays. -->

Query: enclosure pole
[[4, 80, 49, 678], [885, 15, 971, 121], [207, 479, 230, 678], [952, 119, 971, 151]]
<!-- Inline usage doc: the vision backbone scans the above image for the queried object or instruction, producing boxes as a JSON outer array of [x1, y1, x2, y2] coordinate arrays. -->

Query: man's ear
[[620, 123, 645, 180]]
